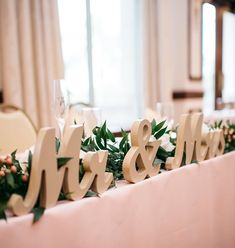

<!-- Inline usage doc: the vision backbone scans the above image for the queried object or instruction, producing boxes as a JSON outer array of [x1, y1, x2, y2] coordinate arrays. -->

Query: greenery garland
[[0, 119, 234, 223]]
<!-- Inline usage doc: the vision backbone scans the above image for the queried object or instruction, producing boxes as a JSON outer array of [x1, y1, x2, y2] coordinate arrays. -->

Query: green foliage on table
[[81, 120, 173, 178], [0, 143, 76, 223], [0, 150, 29, 221], [151, 119, 176, 168], [81, 121, 130, 180], [0, 119, 175, 223]]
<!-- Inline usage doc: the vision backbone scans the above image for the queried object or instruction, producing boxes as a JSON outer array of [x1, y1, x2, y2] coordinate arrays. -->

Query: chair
[[0, 105, 37, 155]]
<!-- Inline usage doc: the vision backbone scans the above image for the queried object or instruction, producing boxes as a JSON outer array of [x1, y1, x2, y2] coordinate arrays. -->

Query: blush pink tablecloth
[[1, 152, 235, 248]]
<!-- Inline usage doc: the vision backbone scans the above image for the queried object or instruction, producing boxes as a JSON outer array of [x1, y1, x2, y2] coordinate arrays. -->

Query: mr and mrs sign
[[8, 113, 224, 216]]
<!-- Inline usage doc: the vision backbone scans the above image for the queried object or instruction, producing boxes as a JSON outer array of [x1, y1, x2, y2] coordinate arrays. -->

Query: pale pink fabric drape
[[143, 0, 160, 110], [0, 0, 64, 128]]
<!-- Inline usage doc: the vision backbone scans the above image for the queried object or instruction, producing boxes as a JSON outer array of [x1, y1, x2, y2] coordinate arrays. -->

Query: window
[[58, 0, 144, 130], [222, 11, 235, 103], [202, 3, 216, 114]]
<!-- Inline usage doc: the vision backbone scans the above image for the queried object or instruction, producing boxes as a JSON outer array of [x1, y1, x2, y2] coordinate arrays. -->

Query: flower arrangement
[[0, 151, 30, 220], [211, 120, 235, 153]]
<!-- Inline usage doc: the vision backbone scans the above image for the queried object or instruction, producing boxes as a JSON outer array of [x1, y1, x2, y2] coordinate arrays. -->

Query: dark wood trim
[[113, 131, 130, 138], [172, 90, 203, 99], [215, 7, 224, 109], [188, 0, 203, 81]]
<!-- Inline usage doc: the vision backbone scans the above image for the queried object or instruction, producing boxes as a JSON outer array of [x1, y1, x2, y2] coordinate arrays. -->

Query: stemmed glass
[[53, 79, 69, 138], [156, 102, 174, 128], [82, 107, 102, 137]]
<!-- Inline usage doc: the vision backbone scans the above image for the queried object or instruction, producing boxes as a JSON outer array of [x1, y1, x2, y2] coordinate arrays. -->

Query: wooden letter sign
[[122, 119, 161, 183], [165, 113, 225, 170], [8, 125, 113, 216]]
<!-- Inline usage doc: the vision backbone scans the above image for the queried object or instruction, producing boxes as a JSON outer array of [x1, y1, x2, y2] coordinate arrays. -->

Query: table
[[1, 152, 235, 248]]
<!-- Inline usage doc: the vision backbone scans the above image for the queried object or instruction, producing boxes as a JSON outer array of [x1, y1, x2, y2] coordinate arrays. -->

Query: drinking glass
[[156, 102, 174, 128], [82, 107, 102, 137], [53, 79, 69, 138]]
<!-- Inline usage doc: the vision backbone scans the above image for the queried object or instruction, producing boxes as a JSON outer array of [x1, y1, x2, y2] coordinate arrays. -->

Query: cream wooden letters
[[8, 125, 113, 216], [123, 119, 161, 183], [165, 113, 225, 170]]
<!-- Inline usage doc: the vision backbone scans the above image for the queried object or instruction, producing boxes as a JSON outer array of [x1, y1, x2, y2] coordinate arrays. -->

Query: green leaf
[[95, 134, 106, 150], [154, 126, 167, 139], [100, 121, 107, 139], [123, 140, 130, 155], [218, 120, 223, 128], [107, 144, 119, 153], [119, 130, 129, 153], [107, 129, 115, 142], [151, 119, 156, 130], [59, 191, 73, 200], [11, 150, 17, 159], [82, 137, 90, 147], [0, 210, 7, 221], [6, 173, 15, 188], [55, 138, 60, 154], [121, 128, 127, 136], [0, 201, 8, 212], [85, 190, 99, 198], [57, 157, 72, 169], [157, 146, 169, 160], [152, 120, 166, 134], [27, 150, 32, 174], [32, 207, 45, 224], [101, 121, 107, 132]]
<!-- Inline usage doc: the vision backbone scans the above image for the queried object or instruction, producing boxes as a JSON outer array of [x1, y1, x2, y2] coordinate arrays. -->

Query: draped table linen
[[0, 152, 235, 248]]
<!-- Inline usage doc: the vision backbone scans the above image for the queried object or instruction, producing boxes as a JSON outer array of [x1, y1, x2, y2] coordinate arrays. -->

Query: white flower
[[159, 133, 175, 152], [170, 131, 177, 140]]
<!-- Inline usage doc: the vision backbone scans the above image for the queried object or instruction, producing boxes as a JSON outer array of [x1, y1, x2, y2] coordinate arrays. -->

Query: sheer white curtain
[[0, 0, 64, 128], [58, 0, 160, 129], [142, 0, 160, 111]]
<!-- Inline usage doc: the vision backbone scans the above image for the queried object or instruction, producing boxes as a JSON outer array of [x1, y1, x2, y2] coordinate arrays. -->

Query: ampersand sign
[[122, 119, 161, 183]]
